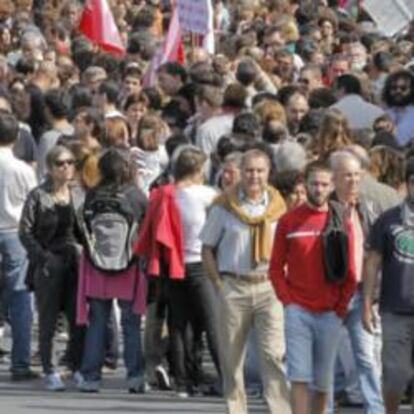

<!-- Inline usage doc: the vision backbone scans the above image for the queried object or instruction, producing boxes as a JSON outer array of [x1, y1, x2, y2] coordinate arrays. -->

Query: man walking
[[201, 149, 290, 414], [270, 160, 357, 414], [363, 158, 414, 414], [0, 111, 37, 380], [330, 151, 384, 413]]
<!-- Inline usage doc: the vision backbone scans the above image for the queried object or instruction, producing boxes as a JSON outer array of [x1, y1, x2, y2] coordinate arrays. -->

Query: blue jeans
[[81, 299, 143, 386], [330, 291, 384, 414], [334, 329, 363, 401], [0, 231, 32, 373]]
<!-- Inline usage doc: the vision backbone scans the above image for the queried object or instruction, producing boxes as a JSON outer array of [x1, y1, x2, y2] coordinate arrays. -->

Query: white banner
[[177, 0, 213, 35], [402, 0, 414, 15], [363, 0, 412, 37]]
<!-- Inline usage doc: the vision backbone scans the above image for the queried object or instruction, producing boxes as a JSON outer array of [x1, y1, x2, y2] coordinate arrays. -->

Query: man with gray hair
[[201, 149, 290, 414], [329, 150, 384, 414], [344, 144, 401, 212]]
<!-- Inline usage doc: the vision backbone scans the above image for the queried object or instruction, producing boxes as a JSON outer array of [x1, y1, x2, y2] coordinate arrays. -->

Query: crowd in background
[[1, 1, 414, 414]]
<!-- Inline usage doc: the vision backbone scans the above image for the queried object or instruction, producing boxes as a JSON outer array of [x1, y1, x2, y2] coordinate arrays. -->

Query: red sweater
[[269, 204, 357, 318], [134, 184, 185, 279]]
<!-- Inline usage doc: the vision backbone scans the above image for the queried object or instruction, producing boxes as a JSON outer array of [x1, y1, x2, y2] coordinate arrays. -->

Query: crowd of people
[[1, 1, 414, 414]]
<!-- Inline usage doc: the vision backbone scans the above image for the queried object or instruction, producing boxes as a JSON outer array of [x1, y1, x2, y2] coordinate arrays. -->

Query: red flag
[[142, 5, 185, 87], [79, 0, 125, 55]]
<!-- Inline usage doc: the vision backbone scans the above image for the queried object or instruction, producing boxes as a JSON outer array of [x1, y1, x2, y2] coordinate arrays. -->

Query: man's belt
[[222, 272, 269, 284]]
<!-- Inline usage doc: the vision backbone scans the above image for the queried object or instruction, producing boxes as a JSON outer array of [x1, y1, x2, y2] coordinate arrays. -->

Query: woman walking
[[19, 145, 85, 390]]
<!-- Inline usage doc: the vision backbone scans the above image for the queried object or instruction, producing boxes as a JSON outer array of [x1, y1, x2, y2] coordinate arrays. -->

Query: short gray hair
[[241, 149, 271, 169], [343, 144, 371, 169], [273, 141, 307, 173], [329, 150, 362, 172], [21, 30, 47, 51]]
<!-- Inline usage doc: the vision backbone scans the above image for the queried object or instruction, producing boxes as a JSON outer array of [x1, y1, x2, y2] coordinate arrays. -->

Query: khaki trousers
[[219, 277, 291, 414]]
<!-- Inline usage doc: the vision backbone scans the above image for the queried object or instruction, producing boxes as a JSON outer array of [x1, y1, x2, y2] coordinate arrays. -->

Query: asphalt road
[[0, 365, 411, 414], [0, 330, 411, 413]]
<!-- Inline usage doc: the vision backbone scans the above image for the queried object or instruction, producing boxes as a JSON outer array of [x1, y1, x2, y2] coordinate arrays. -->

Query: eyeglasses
[[54, 159, 75, 167]]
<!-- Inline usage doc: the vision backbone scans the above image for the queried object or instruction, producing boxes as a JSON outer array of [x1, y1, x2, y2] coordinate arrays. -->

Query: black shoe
[[11, 370, 40, 382], [155, 365, 171, 390], [337, 393, 363, 408], [0, 346, 9, 357], [128, 383, 150, 394], [203, 384, 223, 397], [103, 360, 117, 370]]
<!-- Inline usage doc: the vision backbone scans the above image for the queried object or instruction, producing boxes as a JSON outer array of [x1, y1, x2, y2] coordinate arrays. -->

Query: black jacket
[[331, 193, 381, 238], [19, 180, 85, 288]]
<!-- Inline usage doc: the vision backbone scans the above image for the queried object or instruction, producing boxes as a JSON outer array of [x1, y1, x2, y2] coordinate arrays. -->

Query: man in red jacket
[[270, 160, 357, 414]]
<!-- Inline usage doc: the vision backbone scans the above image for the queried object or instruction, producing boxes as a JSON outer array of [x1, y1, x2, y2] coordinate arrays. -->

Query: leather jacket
[[19, 179, 85, 288], [331, 192, 381, 237]]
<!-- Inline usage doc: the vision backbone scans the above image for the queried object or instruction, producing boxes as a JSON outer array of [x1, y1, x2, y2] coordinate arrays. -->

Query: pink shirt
[[77, 254, 147, 325]]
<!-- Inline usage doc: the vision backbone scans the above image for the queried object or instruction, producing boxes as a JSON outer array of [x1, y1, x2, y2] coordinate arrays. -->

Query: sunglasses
[[391, 84, 410, 91], [54, 159, 75, 167]]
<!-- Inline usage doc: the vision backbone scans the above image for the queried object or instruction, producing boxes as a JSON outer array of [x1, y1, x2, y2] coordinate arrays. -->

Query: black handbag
[[322, 201, 349, 284]]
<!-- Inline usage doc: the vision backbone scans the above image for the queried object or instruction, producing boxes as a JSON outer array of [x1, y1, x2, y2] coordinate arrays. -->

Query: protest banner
[[177, 0, 215, 54], [363, 0, 412, 37], [177, 0, 213, 35]]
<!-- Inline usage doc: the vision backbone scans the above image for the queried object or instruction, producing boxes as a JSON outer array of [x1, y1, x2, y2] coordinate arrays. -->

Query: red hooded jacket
[[134, 184, 185, 279]]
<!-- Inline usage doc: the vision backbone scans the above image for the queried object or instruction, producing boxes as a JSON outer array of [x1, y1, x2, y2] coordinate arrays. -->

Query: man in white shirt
[[201, 149, 290, 414], [0, 111, 37, 380], [332, 74, 384, 131]]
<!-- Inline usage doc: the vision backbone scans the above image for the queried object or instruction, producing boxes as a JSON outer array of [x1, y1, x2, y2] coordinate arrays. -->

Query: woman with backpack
[[19, 145, 85, 391], [77, 148, 148, 393]]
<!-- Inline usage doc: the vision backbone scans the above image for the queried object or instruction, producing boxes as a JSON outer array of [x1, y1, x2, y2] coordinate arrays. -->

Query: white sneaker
[[72, 371, 83, 387], [44, 373, 65, 391], [176, 390, 189, 398]]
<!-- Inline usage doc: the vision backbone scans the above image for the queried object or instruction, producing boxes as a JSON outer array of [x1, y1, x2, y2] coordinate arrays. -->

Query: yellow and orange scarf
[[214, 185, 286, 265]]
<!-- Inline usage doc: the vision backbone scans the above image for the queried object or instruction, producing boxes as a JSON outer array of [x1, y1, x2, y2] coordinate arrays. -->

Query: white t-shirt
[[132, 145, 169, 196], [0, 147, 37, 232], [175, 184, 217, 263]]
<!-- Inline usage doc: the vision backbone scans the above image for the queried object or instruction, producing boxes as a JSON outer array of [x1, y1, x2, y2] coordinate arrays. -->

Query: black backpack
[[82, 187, 139, 274], [322, 201, 349, 284]]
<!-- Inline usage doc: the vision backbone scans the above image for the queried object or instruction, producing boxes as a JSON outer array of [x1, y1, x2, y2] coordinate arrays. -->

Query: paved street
[[0, 329, 411, 413], [0, 364, 412, 414]]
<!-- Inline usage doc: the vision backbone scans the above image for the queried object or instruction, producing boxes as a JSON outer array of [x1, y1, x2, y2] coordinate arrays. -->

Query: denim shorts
[[284, 304, 343, 392]]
